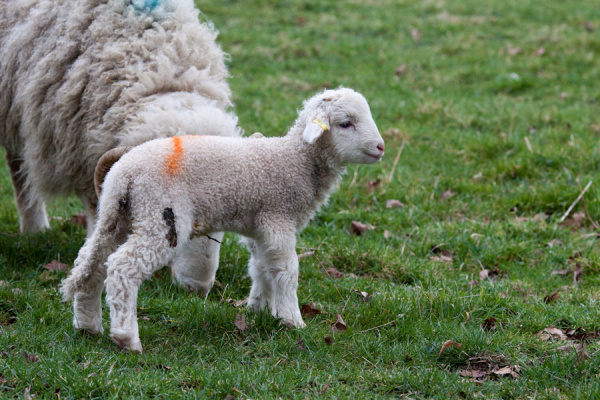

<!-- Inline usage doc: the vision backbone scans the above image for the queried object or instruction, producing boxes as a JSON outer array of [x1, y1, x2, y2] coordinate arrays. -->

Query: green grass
[[2, 0, 600, 398]]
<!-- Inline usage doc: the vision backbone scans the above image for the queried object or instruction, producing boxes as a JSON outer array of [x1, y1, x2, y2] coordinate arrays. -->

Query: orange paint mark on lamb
[[166, 136, 184, 175]]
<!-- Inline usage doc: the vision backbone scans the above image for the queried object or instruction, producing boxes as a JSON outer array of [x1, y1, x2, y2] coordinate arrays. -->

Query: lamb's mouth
[[364, 151, 384, 161]]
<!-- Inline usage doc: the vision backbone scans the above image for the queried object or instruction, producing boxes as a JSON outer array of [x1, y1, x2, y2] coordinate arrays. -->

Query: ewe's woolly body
[[0, 0, 238, 230], [61, 88, 385, 353]]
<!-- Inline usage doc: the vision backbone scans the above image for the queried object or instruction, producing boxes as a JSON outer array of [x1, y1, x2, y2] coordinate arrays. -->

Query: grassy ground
[[2, 0, 600, 398]]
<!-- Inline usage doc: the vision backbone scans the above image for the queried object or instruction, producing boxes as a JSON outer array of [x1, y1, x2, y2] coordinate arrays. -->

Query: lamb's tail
[[94, 146, 133, 199], [61, 160, 132, 301]]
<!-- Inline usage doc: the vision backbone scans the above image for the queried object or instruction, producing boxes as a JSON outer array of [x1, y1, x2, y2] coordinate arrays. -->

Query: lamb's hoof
[[281, 317, 306, 329], [73, 319, 104, 335], [110, 331, 143, 354]]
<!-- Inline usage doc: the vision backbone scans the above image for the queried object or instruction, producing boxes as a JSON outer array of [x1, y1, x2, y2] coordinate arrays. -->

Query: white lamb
[[0, 0, 237, 291], [60, 88, 385, 353]]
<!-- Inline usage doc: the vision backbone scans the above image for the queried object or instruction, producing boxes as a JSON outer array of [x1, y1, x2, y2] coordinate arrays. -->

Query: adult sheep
[[0, 0, 240, 289]]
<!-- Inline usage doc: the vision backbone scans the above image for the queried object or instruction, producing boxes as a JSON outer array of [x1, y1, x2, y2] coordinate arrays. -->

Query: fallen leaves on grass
[[537, 325, 567, 341], [225, 298, 248, 308], [429, 245, 454, 264], [481, 317, 498, 331], [534, 47, 546, 56], [366, 179, 381, 194], [300, 302, 322, 318], [350, 221, 373, 235], [352, 290, 372, 302], [546, 239, 564, 248], [43, 260, 69, 272], [72, 212, 87, 227], [440, 189, 455, 201], [467, 280, 479, 288], [395, 64, 407, 77], [543, 290, 560, 304], [458, 353, 517, 381], [23, 352, 40, 364], [508, 46, 521, 55], [324, 336, 333, 345], [479, 266, 505, 281], [386, 199, 405, 209], [297, 250, 315, 260], [331, 314, 347, 332], [325, 267, 357, 279], [234, 314, 248, 332], [411, 28, 420, 42], [438, 340, 462, 358], [297, 338, 307, 351], [559, 211, 586, 230]]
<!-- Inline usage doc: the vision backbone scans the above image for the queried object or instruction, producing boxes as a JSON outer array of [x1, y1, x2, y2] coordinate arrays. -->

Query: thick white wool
[[60, 88, 386, 353]]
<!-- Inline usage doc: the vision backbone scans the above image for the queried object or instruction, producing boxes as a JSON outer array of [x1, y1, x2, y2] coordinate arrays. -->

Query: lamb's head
[[300, 88, 385, 165]]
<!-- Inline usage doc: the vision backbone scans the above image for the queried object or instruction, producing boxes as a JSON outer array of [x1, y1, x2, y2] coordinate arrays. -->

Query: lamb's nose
[[377, 143, 385, 153]]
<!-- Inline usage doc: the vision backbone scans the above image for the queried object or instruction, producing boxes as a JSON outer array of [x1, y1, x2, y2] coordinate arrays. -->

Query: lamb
[[60, 88, 385, 353], [0, 0, 238, 290]]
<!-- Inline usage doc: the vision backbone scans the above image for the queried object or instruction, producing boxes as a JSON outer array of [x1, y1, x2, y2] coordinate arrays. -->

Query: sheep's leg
[[105, 234, 175, 353], [4, 152, 49, 232], [171, 233, 224, 296], [70, 225, 126, 334], [80, 195, 98, 236], [246, 238, 274, 312], [251, 232, 305, 328]]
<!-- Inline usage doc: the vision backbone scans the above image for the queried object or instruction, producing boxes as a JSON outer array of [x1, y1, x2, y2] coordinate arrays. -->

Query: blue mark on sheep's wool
[[131, 0, 175, 18]]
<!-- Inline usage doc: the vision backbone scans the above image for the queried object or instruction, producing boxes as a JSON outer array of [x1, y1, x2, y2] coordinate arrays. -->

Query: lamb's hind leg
[[245, 237, 274, 312], [70, 224, 127, 334], [4, 152, 49, 232], [105, 233, 176, 353], [171, 233, 224, 296]]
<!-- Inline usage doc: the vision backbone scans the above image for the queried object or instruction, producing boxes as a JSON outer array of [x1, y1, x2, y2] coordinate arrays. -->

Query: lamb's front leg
[[251, 233, 305, 328]]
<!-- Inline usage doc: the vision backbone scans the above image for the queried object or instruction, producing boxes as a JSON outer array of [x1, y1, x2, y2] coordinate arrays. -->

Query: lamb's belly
[[191, 214, 255, 238]]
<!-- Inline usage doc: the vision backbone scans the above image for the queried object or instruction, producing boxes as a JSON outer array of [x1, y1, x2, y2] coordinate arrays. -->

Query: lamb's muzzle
[[60, 88, 384, 353]]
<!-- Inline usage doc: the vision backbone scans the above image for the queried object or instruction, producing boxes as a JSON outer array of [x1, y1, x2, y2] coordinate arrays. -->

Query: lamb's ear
[[302, 113, 330, 144]]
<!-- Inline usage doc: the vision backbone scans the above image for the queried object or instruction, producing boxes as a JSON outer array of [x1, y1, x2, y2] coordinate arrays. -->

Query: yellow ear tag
[[312, 118, 329, 132]]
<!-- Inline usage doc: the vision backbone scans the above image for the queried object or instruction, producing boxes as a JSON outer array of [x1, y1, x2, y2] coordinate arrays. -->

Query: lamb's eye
[[339, 121, 353, 128]]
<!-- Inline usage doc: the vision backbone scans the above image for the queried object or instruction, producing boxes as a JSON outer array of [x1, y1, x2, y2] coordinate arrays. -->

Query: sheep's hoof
[[110, 332, 143, 354], [73, 319, 104, 335]]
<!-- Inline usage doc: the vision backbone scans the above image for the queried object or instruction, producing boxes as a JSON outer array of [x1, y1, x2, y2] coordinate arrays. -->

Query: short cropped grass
[[2, 0, 600, 398]]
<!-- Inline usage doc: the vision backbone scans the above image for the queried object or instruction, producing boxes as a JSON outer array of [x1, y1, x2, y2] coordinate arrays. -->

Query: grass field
[[2, 0, 600, 398]]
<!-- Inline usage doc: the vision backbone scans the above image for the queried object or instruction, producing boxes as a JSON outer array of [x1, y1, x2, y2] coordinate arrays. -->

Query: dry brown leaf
[[24, 387, 33, 400], [383, 230, 391, 240], [386, 199, 405, 209], [493, 365, 520, 378], [465, 312, 471, 323], [535, 47, 546, 56], [560, 211, 586, 230], [324, 336, 333, 345], [537, 325, 567, 341], [11, 288, 23, 296], [331, 314, 347, 332], [482, 317, 497, 331], [438, 340, 462, 358], [583, 21, 595, 32], [72, 211, 87, 228], [325, 267, 357, 279], [440, 189, 455, 201], [508, 46, 521, 55], [352, 290, 372, 302], [350, 221, 372, 235], [298, 251, 315, 260], [366, 179, 381, 194], [459, 369, 488, 380], [411, 28, 420, 42], [234, 314, 248, 331], [300, 302, 322, 318], [226, 298, 248, 308], [395, 64, 407, 77], [479, 266, 505, 280], [44, 260, 69, 272], [573, 264, 583, 285], [551, 269, 568, 276], [23, 352, 39, 364], [429, 255, 453, 264], [468, 280, 479, 288], [543, 290, 560, 304], [297, 338, 307, 351]]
